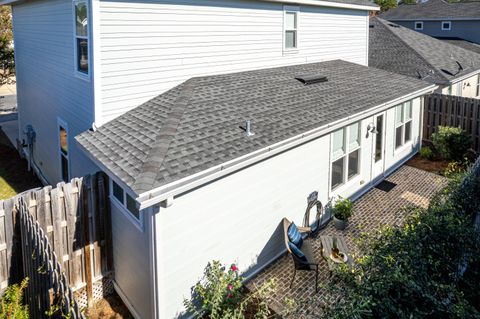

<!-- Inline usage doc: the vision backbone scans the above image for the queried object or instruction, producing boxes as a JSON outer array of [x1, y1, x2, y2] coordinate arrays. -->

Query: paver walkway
[[246, 165, 448, 317]]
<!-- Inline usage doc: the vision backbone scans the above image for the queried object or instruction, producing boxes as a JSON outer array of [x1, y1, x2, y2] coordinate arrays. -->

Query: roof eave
[[264, 0, 379, 11], [0, 0, 21, 5], [134, 83, 437, 209]]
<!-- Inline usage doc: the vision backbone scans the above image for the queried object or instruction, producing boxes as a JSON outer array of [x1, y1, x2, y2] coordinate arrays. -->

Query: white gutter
[[449, 68, 480, 86], [135, 84, 437, 209]]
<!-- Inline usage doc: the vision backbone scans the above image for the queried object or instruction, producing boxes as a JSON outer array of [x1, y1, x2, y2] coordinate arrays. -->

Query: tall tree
[[374, 0, 398, 12], [0, 5, 14, 83]]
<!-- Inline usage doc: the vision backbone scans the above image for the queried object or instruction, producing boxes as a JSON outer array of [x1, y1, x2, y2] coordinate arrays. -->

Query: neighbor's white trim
[[414, 21, 423, 30], [441, 20, 451, 30], [90, 0, 103, 126], [135, 84, 437, 209], [113, 281, 142, 319]]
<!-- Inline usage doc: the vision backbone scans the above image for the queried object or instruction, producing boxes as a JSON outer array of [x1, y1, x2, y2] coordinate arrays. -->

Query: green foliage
[[399, 0, 416, 4], [444, 158, 470, 179], [333, 197, 353, 221], [0, 278, 29, 319], [432, 126, 471, 161], [0, 6, 14, 83], [184, 261, 276, 319], [419, 146, 434, 160], [374, 0, 397, 12], [323, 158, 480, 318]]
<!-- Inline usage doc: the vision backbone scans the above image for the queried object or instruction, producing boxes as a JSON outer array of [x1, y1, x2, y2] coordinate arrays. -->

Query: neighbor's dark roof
[[76, 60, 432, 195], [369, 17, 480, 85], [380, 0, 480, 20], [437, 38, 480, 55]]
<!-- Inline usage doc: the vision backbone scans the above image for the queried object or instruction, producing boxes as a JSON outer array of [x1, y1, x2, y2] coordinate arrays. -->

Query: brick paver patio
[[246, 165, 448, 318]]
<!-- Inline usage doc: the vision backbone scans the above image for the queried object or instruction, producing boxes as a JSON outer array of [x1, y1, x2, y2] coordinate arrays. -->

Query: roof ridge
[[132, 79, 197, 193], [375, 17, 450, 83]]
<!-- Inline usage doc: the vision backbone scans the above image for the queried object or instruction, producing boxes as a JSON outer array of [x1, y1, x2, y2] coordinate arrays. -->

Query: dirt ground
[[0, 128, 42, 199], [406, 154, 450, 175], [85, 293, 133, 319]]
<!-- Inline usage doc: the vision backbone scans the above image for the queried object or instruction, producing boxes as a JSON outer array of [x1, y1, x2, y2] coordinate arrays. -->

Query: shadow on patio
[[245, 165, 448, 317]]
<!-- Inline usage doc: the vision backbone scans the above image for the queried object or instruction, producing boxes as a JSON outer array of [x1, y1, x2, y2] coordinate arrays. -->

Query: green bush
[[332, 197, 353, 221], [184, 261, 275, 319], [419, 146, 433, 160], [432, 126, 471, 161], [0, 279, 29, 319], [321, 158, 480, 318]]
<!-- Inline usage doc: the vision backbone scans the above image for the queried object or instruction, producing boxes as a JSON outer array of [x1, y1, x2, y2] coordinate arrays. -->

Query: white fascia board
[[263, 0, 379, 11], [449, 68, 480, 85], [136, 84, 437, 209]]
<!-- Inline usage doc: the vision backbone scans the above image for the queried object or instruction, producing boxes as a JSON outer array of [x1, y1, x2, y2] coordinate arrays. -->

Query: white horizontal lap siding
[[155, 134, 331, 318], [12, 0, 96, 183], [98, 0, 368, 124]]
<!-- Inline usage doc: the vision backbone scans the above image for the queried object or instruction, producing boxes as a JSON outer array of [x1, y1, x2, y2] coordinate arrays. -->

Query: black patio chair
[[282, 218, 320, 293]]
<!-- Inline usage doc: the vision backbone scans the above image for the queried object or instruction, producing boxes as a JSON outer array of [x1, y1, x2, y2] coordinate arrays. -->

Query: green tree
[[0, 5, 14, 83], [399, 0, 417, 4], [374, 0, 398, 12]]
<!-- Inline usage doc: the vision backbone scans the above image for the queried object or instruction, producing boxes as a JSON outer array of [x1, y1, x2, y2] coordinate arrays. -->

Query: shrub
[[419, 146, 433, 160], [0, 278, 29, 319], [332, 197, 353, 221], [184, 261, 275, 319], [432, 126, 471, 161]]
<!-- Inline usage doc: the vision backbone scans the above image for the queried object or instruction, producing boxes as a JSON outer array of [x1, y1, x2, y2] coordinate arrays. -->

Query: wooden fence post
[[82, 175, 93, 308]]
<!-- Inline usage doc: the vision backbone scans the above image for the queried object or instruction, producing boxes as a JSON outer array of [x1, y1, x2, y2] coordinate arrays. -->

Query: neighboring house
[[76, 60, 436, 318], [380, 0, 480, 44], [2, 0, 376, 186], [369, 17, 480, 98]]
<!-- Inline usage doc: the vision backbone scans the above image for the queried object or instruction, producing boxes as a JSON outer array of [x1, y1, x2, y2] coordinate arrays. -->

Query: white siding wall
[[12, 0, 97, 183], [440, 73, 480, 98], [152, 97, 423, 318], [98, 0, 369, 123]]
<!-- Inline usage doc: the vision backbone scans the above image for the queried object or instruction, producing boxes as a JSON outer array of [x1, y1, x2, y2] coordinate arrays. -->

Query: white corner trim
[[91, 0, 103, 126]]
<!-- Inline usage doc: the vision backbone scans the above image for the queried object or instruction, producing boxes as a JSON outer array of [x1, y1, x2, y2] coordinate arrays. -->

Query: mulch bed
[[84, 293, 133, 319], [406, 154, 450, 176]]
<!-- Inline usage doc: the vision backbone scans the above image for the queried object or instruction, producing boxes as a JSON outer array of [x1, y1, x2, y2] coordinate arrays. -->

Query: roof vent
[[295, 75, 328, 85], [240, 120, 255, 137]]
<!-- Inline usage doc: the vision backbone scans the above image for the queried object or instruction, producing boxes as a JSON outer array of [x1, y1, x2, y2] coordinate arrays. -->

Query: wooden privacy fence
[[423, 94, 480, 152], [0, 172, 113, 316]]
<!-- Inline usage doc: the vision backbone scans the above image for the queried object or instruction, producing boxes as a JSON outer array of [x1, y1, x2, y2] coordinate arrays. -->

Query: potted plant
[[332, 197, 353, 230]]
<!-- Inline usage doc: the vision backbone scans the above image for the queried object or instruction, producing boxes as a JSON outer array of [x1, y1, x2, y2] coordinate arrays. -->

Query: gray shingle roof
[[380, 0, 480, 20], [369, 17, 480, 85], [438, 38, 480, 55], [76, 60, 432, 195]]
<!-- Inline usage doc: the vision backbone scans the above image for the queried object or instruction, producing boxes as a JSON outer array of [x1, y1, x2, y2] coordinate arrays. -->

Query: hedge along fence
[[0, 172, 114, 316], [423, 94, 480, 153]]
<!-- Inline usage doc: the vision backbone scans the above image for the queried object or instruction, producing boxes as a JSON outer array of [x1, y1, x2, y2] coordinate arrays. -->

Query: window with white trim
[[395, 101, 413, 149], [284, 8, 298, 50], [415, 21, 423, 30], [111, 180, 141, 222], [331, 122, 361, 190], [58, 122, 69, 182], [441, 21, 451, 31], [476, 74, 480, 97], [74, 0, 89, 75]]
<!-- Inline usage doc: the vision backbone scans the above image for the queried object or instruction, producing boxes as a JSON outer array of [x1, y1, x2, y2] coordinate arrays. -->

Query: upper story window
[[395, 101, 413, 149], [284, 7, 299, 50], [441, 21, 451, 31], [74, 0, 89, 75], [331, 122, 361, 190], [414, 21, 423, 30]]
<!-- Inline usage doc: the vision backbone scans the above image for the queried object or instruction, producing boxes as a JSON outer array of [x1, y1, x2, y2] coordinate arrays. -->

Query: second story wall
[[97, 0, 370, 124]]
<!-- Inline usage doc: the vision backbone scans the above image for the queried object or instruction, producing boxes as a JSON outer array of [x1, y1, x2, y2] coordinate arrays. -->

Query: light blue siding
[[12, 0, 98, 183]]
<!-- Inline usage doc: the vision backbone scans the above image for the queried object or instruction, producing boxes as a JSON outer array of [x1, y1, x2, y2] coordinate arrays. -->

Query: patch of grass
[[0, 128, 41, 200]]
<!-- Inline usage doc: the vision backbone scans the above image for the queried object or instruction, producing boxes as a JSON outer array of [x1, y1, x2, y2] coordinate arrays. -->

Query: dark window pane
[[75, 1, 88, 36], [348, 150, 359, 179], [61, 155, 69, 182], [112, 181, 124, 204], [375, 115, 383, 162], [77, 38, 88, 73], [405, 121, 412, 142], [331, 157, 344, 189], [126, 194, 140, 219], [59, 126, 68, 155], [395, 126, 403, 149]]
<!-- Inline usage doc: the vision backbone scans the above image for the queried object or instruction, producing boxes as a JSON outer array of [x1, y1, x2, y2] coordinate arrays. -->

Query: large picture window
[[74, 0, 89, 75], [331, 122, 361, 190], [395, 101, 413, 149]]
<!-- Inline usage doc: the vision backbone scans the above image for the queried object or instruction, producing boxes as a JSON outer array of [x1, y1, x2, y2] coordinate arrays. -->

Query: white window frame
[[476, 74, 480, 97], [441, 21, 451, 31], [109, 179, 144, 231], [283, 6, 299, 53], [73, 0, 91, 80], [414, 21, 423, 30], [330, 122, 362, 192], [57, 118, 70, 183], [394, 101, 413, 151]]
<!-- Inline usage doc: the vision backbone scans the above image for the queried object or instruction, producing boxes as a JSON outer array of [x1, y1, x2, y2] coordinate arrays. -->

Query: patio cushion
[[288, 242, 307, 262], [287, 222, 303, 247]]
